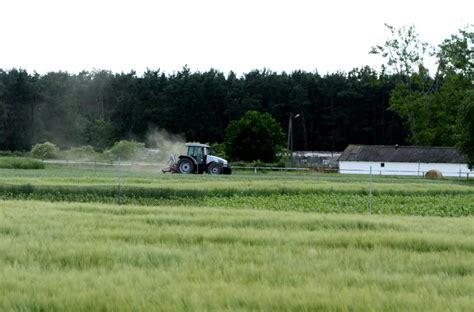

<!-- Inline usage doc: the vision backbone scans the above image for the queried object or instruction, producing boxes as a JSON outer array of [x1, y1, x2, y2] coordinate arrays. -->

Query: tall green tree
[[0, 69, 38, 150], [372, 25, 473, 147], [224, 111, 284, 162], [80, 118, 114, 151], [33, 71, 82, 148], [457, 90, 474, 168], [370, 24, 430, 77]]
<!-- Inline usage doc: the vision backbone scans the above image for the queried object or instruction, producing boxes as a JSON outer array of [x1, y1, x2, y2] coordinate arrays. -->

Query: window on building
[[381, 163, 385, 167]]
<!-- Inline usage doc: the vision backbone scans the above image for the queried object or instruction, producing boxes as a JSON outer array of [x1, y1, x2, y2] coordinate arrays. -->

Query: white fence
[[339, 168, 472, 179], [232, 166, 310, 173], [43, 160, 311, 173]]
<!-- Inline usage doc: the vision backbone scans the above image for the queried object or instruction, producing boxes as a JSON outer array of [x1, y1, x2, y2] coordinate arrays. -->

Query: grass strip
[[1, 184, 473, 217]]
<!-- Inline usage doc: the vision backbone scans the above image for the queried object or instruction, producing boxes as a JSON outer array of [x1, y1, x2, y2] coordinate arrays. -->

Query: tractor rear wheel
[[207, 163, 222, 175], [177, 158, 195, 174]]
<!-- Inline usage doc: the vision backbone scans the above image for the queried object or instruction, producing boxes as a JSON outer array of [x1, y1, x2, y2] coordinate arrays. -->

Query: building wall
[[339, 161, 473, 177]]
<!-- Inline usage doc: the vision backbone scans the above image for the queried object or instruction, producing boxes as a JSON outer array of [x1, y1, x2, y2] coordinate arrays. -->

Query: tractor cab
[[186, 143, 209, 164]]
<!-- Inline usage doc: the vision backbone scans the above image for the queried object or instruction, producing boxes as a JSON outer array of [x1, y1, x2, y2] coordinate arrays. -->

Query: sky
[[0, 0, 472, 76]]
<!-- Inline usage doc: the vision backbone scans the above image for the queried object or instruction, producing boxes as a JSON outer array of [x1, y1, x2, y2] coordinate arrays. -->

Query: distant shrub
[[109, 140, 146, 161], [96, 150, 114, 162], [61, 145, 98, 161], [31, 142, 59, 159], [0, 157, 45, 169], [0, 150, 30, 157]]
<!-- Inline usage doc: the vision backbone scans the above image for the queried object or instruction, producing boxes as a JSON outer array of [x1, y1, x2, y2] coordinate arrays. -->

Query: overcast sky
[[0, 0, 472, 76]]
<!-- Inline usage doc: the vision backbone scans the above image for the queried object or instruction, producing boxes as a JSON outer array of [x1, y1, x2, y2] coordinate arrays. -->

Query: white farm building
[[339, 145, 473, 178]]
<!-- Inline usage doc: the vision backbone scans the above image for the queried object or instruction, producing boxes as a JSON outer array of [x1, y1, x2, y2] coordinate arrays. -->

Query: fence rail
[[44, 160, 312, 172], [232, 166, 310, 172], [42, 160, 472, 178], [339, 168, 472, 179]]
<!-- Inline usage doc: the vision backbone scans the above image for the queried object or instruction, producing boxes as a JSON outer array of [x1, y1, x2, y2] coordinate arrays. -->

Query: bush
[[108, 140, 146, 161], [96, 150, 114, 162], [31, 142, 59, 160], [61, 145, 99, 161], [224, 111, 285, 162], [0, 157, 45, 169], [0, 150, 28, 157]]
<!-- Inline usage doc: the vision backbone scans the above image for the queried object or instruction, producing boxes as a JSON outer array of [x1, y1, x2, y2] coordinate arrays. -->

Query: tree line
[[0, 66, 406, 152], [0, 25, 472, 166], [370, 25, 473, 166]]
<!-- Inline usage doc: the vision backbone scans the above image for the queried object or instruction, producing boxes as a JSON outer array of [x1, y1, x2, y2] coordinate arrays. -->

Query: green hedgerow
[[0, 157, 45, 169]]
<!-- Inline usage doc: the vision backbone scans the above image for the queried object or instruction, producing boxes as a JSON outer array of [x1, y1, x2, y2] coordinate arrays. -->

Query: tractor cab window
[[187, 146, 197, 157], [187, 146, 205, 163]]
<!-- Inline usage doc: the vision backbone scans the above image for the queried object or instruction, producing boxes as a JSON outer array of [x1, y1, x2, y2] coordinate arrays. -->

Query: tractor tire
[[207, 163, 223, 175], [177, 158, 195, 174]]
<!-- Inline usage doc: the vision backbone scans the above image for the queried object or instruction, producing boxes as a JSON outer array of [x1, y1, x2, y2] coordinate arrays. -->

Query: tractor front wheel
[[207, 163, 223, 175], [177, 158, 195, 174]]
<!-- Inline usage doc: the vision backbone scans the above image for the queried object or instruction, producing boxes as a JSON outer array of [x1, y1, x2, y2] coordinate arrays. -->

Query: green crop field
[[1, 165, 473, 217], [0, 164, 473, 311]]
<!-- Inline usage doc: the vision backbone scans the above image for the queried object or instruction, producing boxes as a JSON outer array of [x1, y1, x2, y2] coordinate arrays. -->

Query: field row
[[1, 183, 473, 217], [1, 200, 473, 311], [1, 166, 473, 193]]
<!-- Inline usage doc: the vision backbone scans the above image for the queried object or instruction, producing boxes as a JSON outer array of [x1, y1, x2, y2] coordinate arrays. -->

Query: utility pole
[[287, 113, 293, 152], [287, 112, 300, 167]]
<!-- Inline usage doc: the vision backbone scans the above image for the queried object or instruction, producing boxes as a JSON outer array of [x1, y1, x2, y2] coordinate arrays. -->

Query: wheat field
[[0, 165, 473, 310], [1, 199, 473, 311]]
